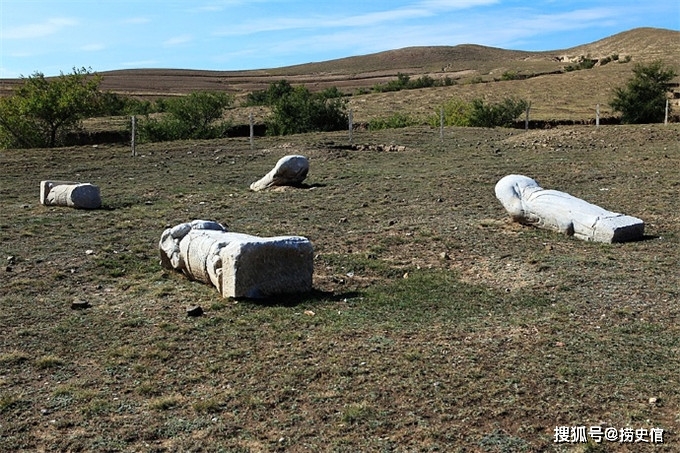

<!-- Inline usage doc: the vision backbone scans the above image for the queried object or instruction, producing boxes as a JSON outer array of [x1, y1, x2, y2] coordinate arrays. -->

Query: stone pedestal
[[159, 220, 313, 298], [40, 180, 101, 209]]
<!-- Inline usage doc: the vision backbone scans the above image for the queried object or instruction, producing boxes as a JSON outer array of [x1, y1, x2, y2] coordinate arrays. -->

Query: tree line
[[0, 61, 675, 149]]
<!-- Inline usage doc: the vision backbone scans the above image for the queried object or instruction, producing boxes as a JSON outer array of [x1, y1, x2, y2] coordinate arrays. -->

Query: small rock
[[71, 300, 91, 310], [7, 256, 15, 265], [440, 252, 450, 260], [304, 310, 315, 316], [85, 250, 94, 255], [648, 397, 658, 405], [187, 305, 204, 317]]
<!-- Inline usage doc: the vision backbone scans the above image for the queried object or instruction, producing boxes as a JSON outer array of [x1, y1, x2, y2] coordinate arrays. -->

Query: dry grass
[[1, 123, 679, 452]]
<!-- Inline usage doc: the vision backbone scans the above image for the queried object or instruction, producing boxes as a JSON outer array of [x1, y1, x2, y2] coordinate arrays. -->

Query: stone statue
[[40, 180, 101, 209], [250, 155, 309, 191], [495, 174, 644, 243], [159, 220, 314, 298]]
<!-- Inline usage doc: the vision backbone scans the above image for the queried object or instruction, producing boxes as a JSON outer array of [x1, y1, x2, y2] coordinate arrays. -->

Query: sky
[[1, 0, 678, 79]]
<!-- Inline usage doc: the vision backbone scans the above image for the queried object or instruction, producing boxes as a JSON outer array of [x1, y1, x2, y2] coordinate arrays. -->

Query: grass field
[[1, 123, 678, 452]]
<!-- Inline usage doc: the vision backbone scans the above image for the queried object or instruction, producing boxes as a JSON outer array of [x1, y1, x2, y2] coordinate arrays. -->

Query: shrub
[[139, 91, 233, 141], [266, 86, 348, 135], [468, 97, 528, 128], [430, 98, 472, 127], [369, 112, 419, 130], [610, 60, 676, 124]]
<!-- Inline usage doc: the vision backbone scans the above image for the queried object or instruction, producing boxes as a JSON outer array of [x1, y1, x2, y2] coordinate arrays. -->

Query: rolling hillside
[[1, 27, 678, 123]]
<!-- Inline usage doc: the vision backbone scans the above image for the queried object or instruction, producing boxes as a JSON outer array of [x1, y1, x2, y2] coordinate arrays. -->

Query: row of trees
[[0, 62, 676, 149]]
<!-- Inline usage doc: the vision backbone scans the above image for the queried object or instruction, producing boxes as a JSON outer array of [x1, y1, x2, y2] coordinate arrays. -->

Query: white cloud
[[3, 17, 78, 40], [164, 34, 194, 46]]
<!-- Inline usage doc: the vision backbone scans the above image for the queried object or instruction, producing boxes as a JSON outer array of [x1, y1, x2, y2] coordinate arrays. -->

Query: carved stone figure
[[250, 155, 309, 191], [159, 220, 313, 298], [495, 174, 644, 243], [40, 180, 101, 209]]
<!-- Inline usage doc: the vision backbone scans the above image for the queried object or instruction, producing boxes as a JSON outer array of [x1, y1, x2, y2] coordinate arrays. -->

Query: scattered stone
[[186, 305, 204, 317], [40, 180, 101, 209], [494, 174, 644, 243], [440, 252, 450, 260], [250, 155, 309, 191], [71, 300, 91, 310], [85, 250, 95, 255], [159, 220, 314, 299], [7, 256, 15, 265]]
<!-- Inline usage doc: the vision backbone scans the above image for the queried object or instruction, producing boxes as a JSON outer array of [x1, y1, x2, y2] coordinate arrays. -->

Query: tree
[[0, 67, 102, 148], [610, 60, 677, 124]]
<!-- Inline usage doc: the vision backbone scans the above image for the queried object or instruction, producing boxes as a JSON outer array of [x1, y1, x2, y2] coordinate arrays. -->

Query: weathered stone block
[[250, 155, 309, 191], [159, 220, 313, 298], [40, 180, 101, 209], [495, 174, 644, 243]]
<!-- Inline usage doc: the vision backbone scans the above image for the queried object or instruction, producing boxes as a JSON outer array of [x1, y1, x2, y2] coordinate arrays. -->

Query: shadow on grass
[[236, 288, 361, 308]]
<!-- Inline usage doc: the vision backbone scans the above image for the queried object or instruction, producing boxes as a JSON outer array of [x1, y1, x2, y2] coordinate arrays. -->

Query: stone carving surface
[[250, 155, 309, 191], [40, 180, 101, 209], [495, 174, 644, 243], [159, 220, 313, 298]]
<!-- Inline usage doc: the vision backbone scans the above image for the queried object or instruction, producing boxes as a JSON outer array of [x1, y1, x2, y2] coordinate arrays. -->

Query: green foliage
[[0, 67, 102, 148], [468, 97, 528, 128], [98, 92, 154, 116], [564, 55, 596, 72], [244, 79, 295, 106], [501, 70, 520, 80], [431, 97, 527, 128], [610, 60, 676, 124], [369, 112, 419, 130], [266, 85, 348, 135], [139, 91, 233, 141], [430, 98, 472, 127], [372, 73, 453, 93]]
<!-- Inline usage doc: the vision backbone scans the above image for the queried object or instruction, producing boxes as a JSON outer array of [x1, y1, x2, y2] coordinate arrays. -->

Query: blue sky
[[1, 0, 678, 78]]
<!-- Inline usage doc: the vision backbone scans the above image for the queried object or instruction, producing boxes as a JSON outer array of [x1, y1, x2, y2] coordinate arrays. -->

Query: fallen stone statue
[[250, 154, 309, 191], [40, 180, 101, 209], [159, 220, 314, 298], [494, 174, 644, 243]]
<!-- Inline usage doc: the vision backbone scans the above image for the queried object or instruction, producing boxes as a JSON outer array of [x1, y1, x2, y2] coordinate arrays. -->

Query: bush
[[244, 80, 295, 106], [139, 91, 233, 142], [430, 98, 472, 127], [266, 86, 348, 135], [467, 97, 528, 128], [369, 113, 419, 130], [610, 60, 676, 124]]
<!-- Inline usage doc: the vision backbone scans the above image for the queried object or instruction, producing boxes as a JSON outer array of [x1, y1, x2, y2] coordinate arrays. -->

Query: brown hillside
[[0, 27, 678, 123]]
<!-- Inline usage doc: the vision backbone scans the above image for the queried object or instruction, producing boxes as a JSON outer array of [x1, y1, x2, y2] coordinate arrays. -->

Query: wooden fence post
[[525, 102, 531, 131], [249, 112, 254, 149], [349, 109, 353, 145], [131, 115, 136, 156], [596, 104, 600, 128], [440, 107, 444, 141], [664, 99, 669, 125]]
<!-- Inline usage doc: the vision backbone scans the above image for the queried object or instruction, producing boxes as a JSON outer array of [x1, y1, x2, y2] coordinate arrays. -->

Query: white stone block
[[40, 180, 101, 209], [159, 220, 313, 298], [495, 174, 644, 243], [250, 155, 309, 191]]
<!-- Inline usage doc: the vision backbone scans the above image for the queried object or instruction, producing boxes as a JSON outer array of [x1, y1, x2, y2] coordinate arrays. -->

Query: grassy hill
[[2, 27, 677, 125]]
